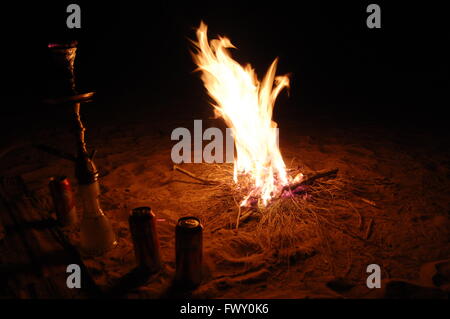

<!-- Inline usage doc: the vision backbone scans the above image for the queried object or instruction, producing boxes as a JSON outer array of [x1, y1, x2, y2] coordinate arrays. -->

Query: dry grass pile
[[178, 162, 365, 275]]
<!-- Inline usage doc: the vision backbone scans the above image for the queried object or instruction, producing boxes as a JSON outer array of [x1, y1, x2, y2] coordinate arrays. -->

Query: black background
[[0, 298, 445, 316], [2, 1, 449, 133]]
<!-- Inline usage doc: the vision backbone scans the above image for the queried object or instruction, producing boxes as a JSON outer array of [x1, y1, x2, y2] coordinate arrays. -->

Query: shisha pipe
[[45, 41, 116, 256]]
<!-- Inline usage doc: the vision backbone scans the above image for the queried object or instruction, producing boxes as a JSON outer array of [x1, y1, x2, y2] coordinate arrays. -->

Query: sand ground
[[1, 99, 449, 298]]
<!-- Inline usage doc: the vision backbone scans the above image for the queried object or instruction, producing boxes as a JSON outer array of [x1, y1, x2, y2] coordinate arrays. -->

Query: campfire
[[191, 22, 293, 207], [185, 22, 339, 209]]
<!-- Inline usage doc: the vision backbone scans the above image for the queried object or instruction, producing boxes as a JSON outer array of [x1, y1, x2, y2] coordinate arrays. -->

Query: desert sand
[[1, 97, 449, 299]]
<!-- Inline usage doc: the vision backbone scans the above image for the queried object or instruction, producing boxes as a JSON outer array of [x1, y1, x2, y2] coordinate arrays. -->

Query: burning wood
[[282, 169, 339, 193], [187, 23, 341, 210], [191, 22, 291, 207], [173, 164, 338, 211]]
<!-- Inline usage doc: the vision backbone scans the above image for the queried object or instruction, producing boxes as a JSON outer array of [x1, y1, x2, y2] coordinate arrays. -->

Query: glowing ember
[[192, 22, 293, 206]]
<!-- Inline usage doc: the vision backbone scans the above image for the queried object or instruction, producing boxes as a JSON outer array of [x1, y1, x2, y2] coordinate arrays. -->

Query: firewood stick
[[359, 197, 378, 208], [235, 206, 241, 230], [365, 218, 374, 239], [233, 196, 242, 230], [357, 210, 363, 229], [173, 165, 220, 185], [233, 209, 254, 230], [344, 251, 353, 276], [239, 209, 254, 222], [283, 168, 338, 192], [317, 215, 380, 248]]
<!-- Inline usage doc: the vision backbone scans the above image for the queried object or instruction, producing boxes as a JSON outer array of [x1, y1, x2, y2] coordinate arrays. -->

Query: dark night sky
[[2, 1, 449, 131]]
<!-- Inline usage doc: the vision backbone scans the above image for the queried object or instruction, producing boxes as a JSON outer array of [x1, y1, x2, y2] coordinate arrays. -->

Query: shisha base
[[79, 182, 117, 256]]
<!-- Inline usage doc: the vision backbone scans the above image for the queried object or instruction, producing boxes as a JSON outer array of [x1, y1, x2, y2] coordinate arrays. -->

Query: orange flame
[[192, 22, 291, 206]]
